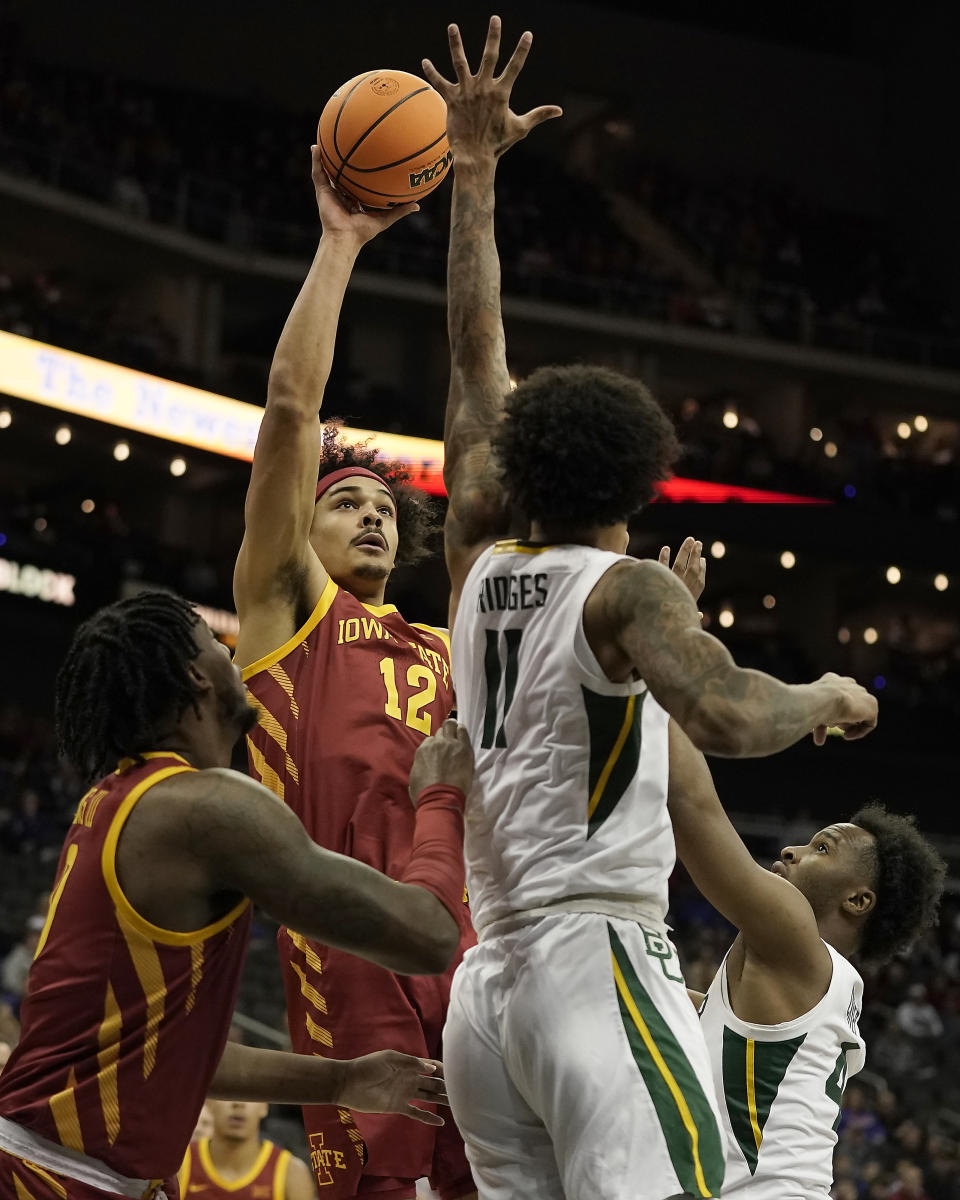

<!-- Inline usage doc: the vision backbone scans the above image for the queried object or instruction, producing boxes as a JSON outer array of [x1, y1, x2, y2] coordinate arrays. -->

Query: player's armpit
[[667, 721, 829, 982], [155, 770, 459, 975], [586, 559, 848, 758]]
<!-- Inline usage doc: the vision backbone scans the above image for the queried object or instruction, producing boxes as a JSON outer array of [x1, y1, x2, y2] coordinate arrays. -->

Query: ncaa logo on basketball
[[369, 75, 400, 96], [409, 149, 453, 189]]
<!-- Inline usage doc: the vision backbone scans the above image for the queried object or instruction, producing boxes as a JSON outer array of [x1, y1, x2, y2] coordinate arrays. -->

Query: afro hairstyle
[[491, 364, 680, 528]]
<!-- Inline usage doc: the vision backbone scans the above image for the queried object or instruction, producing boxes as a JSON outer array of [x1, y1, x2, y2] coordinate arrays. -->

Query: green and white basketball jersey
[[700, 942, 865, 1199], [451, 541, 673, 937]]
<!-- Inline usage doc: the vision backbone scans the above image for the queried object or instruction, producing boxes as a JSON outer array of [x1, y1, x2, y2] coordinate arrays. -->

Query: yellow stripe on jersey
[[491, 539, 558, 556], [587, 694, 635, 820], [12, 1173, 38, 1200], [102, 765, 249, 947], [22, 1162, 67, 1199], [49, 1069, 84, 1153], [198, 1138, 274, 1191], [117, 913, 167, 1079], [611, 955, 712, 1199], [305, 1013, 333, 1048], [35, 844, 78, 961], [273, 1151, 291, 1200], [267, 664, 300, 719], [745, 1038, 763, 1152], [185, 942, 205, 1014], [288, 931, 324, 975], [247, 736, 285, 802], [248, 696, 300, 785], [96, 982, 122, 1145], [290, 961, 327, 1014]]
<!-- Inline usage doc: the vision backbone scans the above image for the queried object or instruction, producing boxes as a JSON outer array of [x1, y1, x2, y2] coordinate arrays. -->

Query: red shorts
[[0, 1149, 170, 1200], [278, 926, 475, 1200]]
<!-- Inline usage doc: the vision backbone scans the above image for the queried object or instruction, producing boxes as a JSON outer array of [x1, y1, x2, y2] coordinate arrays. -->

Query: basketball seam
[[331, 72, 378, 161], [331, 171, 437, 201], [337, 85, 432, 180], [341, 131, 448, 173]]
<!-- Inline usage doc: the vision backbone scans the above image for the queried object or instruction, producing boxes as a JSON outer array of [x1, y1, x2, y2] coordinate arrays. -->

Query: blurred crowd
[[0, 14, 956, 368]]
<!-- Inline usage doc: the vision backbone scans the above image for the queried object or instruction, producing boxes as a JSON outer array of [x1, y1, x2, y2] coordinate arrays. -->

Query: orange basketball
[[317, 70, 451, 209]]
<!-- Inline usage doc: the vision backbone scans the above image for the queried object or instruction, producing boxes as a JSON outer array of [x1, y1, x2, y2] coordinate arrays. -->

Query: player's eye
[[378, 506, 393, 516], [817, 842, 828, 853]]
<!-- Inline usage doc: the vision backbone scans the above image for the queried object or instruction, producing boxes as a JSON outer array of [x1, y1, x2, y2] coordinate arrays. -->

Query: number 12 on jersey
[[481, 629, 523, 749]]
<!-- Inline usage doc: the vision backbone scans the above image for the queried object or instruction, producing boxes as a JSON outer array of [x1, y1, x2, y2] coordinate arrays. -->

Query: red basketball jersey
[[0, 754, 252, 1184], [242, 578, 456, 879], [179, 1139, 290, 1200]]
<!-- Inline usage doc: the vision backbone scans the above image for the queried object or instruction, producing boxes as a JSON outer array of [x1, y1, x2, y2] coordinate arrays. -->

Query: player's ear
[[842, 885, 875, 919], [187, 659, 214, 696]]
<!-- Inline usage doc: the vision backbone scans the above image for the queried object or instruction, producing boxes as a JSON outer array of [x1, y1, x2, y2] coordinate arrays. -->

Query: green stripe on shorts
[[609, 924, 725, 1198]]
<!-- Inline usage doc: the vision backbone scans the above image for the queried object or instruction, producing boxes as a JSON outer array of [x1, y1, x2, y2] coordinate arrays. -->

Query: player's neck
[[529, 521, 622, 553], [207, 1134, 263, 1178], [815, 913, 858, 960], [338, 577, 388, 607], [154, 716, 234, 771]]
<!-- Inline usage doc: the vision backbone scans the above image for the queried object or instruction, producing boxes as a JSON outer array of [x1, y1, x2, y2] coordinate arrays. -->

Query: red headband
[[315, 467, 396, 504]]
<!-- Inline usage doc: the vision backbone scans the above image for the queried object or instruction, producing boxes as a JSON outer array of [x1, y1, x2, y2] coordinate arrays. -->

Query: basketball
[[317, 70, 451, 209]]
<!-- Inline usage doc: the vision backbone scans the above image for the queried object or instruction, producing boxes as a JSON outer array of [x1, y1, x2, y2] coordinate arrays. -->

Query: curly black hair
[[491, 364, 680, 528], [318, 422, 440, 566], [850, 803, 946, 965], [56, 591, 202, 785]]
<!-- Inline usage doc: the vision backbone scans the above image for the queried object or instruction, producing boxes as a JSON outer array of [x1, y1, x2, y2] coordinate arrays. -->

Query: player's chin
[[352, 560, 391, 581]]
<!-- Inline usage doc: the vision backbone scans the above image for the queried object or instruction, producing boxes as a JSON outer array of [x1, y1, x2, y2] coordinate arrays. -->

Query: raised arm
[[583, 555, 878, 757], [124, 724, 473, 976], [233, 152, 417, 664], [422, 19, 561, 619], [667, 719, 828, 978]]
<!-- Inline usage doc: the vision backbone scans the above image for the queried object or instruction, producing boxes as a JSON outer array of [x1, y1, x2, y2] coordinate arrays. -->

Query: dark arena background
[[1, 2, 958, 1195]]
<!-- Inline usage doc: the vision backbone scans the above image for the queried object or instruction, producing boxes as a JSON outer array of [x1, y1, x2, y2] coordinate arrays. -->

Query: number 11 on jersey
[[481, 630, 523, 749]]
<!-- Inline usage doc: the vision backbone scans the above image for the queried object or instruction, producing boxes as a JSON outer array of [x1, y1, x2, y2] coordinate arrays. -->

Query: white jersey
[[451, 540, 673, 936], [700, 941, 866, 1199]]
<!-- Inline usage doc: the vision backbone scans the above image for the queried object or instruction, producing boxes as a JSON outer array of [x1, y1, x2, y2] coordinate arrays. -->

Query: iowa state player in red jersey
[[232, 152, 475, 1200], [179, 1101, 314, 1200], [0, 591, 473, 1200]]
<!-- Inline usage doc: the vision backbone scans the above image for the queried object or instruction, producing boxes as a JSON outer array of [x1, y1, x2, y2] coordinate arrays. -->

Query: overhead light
[[885, 566, 901, 585], [509, 377, 518, 390], [170, 457, 187, 477], [863, 627, 879, 645], [762, 594, 776, 610], [55, 425, 72, 445], [710, 541, 726, 559], [113, 441, 130, 462], [809, 427, 823, 442], [722, 409, 739, 429], [824, 441, 838, 458], [0, 410, 11, 429], [914, 415, 928, 432], [843, 484, 856, 499], [718, 608, 734, 628], [934, 574, 949, 592], [896, 422, 911, 439], [81, 499, 95, 514], [837, 627, 851, 644], [33, 517, 48, 533], [780, 550, 796, 569]]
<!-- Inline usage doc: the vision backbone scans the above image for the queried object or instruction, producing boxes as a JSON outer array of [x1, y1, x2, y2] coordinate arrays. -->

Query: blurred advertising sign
[[0, 331, 826, 504], [0, 557, 75, 606]]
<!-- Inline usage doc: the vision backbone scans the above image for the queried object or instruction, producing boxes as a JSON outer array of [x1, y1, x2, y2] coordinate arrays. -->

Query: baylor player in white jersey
[[666, 709, 945, 1199], [426, 18, 879, 1197]]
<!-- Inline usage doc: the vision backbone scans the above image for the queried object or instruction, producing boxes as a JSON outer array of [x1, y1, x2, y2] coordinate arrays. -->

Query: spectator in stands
[[0, 914, 43, 1004], [898, 983, 946, 1039], [889, 1159, 932, 1200]]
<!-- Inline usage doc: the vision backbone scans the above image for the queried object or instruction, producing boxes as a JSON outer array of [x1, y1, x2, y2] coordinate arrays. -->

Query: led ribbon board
[[0, 331, 827, 504]]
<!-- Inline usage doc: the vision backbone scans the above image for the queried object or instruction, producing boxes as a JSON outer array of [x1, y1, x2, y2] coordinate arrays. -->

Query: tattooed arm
[[583, 559, 878, 757], [422, 18, 561, 623]]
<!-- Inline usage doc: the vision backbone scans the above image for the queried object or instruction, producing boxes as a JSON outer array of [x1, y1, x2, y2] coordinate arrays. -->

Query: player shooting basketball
[[232, 148, 476, 1198]]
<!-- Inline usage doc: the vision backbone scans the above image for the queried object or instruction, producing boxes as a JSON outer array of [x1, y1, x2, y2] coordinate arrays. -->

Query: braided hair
[[56, 591, 203, 784]]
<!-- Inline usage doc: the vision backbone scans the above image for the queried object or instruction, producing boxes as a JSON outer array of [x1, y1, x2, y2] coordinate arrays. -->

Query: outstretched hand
[[338, 1051, 449, 1127], [311, 146, 419, 246], [422, 15, 562, 167], [659, 537, 707, 604]]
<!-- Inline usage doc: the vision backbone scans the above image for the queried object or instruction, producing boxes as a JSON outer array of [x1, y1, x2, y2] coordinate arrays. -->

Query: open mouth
[[354, 533, 387, 551]]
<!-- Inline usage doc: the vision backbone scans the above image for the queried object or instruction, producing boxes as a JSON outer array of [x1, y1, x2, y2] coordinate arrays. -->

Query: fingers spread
[[478, 15, 502, 78], [497, 30, 532, 87], [406, 1103, 445, 1127], [447, 24, 471, 80], [522, 104, 563, 129], [421, 58, 453, 95]]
